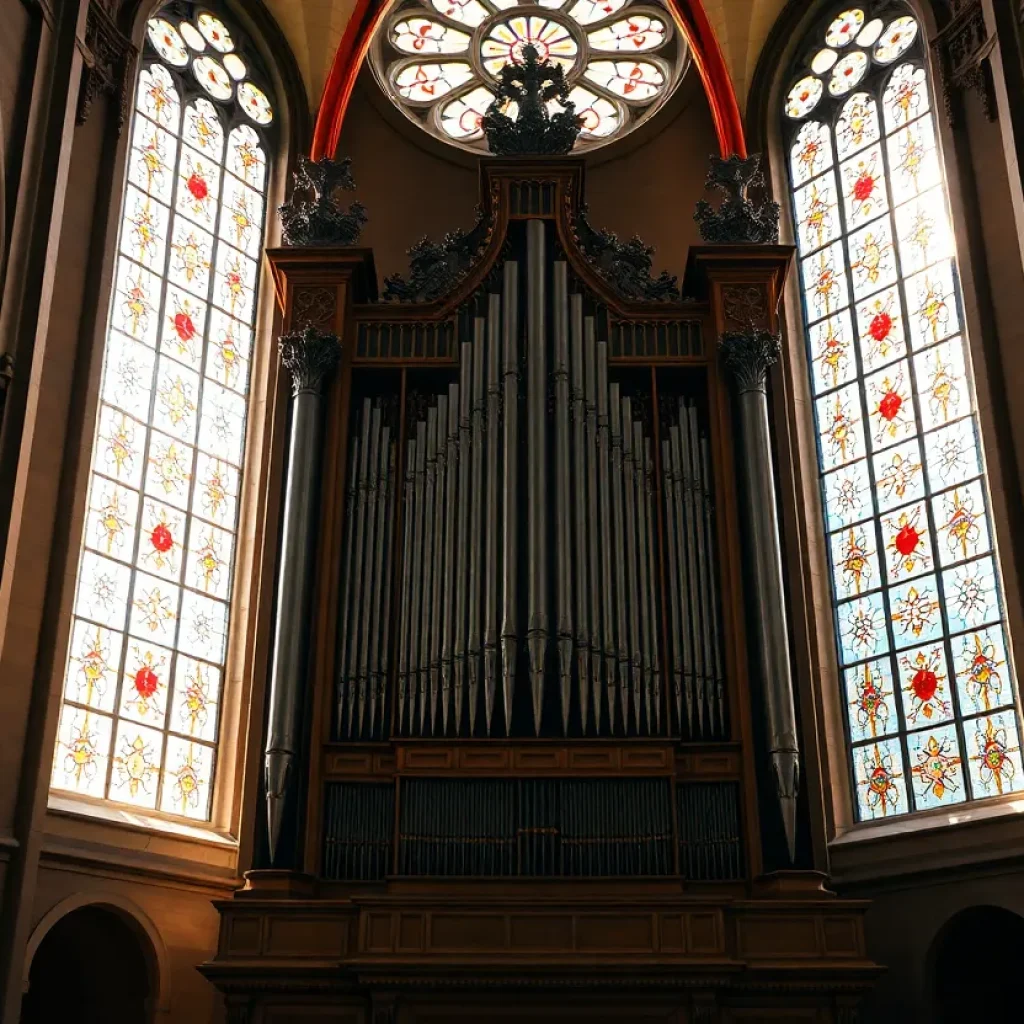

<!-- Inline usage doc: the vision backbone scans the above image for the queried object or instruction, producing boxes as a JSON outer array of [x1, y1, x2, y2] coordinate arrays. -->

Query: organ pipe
[[569, 295, 591, 732], [468, 318, 487, 734], [441, 383, 459, 734], [553, 260, 573, 735], [484, 293, 501, 735], [621, 396, 642, 731], [454, 343, 472, 733], [500, 260, 520, 734], [609, 383, 628, 731], [396, 438, 415, 735], [525, 219, 548, 736], [418, 406, 438, 734], [333, 262, 730, 746], [429, 393, 449, 733], [585, 323, 606, 733], [594, 336, 614, 731]]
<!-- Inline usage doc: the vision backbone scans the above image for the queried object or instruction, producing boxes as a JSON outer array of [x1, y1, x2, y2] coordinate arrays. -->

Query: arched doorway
[[21, 904, 152, 1024], [930, 905, 1024, 1023]]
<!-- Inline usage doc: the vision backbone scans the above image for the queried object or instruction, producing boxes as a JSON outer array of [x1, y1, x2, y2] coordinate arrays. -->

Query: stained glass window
[[783, 5, 1023, 821], [50, 5, 273, 822], [370, 0, 689, 153]]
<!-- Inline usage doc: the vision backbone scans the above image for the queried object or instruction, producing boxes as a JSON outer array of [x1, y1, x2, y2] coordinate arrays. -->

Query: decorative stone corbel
[[76, 0, 136, 134]]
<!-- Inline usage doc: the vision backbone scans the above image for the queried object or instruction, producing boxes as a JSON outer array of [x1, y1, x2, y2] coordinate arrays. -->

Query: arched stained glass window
[[369, 0, 689, 153], [50, 4, 274, 821], [782, 5, 1024, 820]]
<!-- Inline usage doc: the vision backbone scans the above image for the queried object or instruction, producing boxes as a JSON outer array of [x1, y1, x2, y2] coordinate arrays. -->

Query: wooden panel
[[350, 907, 728, 957], [401, 748, 455, 771], [266, 916, 349, 957], [390, 744, 675, 776], [364, 912, 394, 953], [687, 912, 723, 954], [225, 915, 262, 956], [512, 748, 567, 771], [397, 913, 426, 952], [675, 749, 741, 778], [726, 1013, 826, 1023], [735, 916, 821, 959], [509, 914, 574, 950], [264, 1008, 363, 1024], [575, 914, 654, 952], [431, 913, 507, 951], [822, 916, 861, 957], [460, 748, 512, 771], [324, 749, 397, 778]]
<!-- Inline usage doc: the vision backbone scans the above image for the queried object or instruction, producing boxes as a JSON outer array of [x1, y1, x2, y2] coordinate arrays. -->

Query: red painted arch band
[[310, 0, 746, 161]]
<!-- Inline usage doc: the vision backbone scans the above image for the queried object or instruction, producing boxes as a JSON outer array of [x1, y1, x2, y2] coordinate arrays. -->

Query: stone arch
[[22, 892, 171, 1019], [926, 904, 1024, 1022]]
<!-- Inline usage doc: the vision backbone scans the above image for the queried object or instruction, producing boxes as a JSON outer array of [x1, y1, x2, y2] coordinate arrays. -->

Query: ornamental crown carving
[[482, 45, 583, 156], [279, 156, 368, 247], [718, 329, 782, 394], [695, 154, 780, 245], [278, 326, 342, 396]]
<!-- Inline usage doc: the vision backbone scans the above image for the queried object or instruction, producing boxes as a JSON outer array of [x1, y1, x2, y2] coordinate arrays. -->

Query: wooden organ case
[[202, 161, 881, 1023]]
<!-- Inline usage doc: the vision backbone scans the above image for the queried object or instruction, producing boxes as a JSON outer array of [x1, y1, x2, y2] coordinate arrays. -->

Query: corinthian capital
[[718, 329, 781, 395], [278, 326, 342, 397]]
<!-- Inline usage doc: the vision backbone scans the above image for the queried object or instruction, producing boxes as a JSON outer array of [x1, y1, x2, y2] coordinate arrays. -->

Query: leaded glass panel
[[50, 3, 274, 822], [370, 0, 689, 153], [783, 3, 1023, 818]]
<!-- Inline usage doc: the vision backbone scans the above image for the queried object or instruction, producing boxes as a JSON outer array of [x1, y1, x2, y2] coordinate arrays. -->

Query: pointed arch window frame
[[777, 2, 1024, 827], [47, 2, 282, 829]]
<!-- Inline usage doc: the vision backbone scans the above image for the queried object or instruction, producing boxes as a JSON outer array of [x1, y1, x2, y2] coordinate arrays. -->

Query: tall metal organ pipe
[[500, 259, 520, 733], [468, 318, 486, 734], [483, 293, 502, 734], [333, 260, 733, 745], [525, 219, 548, 736], [553, 260, 573, 734]]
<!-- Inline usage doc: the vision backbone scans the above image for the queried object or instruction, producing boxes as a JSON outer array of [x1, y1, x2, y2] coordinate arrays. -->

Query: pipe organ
[[202, 161, 880, 1023], [335, 233, 727, 745]]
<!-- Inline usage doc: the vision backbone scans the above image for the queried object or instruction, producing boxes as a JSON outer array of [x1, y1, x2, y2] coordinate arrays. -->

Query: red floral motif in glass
[[151, 523, 173, 552], [187, 172, 209, 201], [869, 310, 892, 341], [912, 667, 938, 702], [895, 523, 920, 557], [134, 666, 159, 698], [878, 389, 902, 421]]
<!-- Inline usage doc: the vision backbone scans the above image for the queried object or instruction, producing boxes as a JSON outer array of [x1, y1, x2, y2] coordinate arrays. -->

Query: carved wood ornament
[[933, 0, 998, 123], [76, 0, 136, 133]]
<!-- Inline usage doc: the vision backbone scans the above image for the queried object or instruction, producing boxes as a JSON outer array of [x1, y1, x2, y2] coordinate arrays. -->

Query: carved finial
[[482, 45, 583, 156], [695, 154, 780, 245], [718, 329, 781, 394], [381, 207, 491, 303], [278, 326, 342, 396], [574, 205, 681, 302], [279, 155, 367, 246]]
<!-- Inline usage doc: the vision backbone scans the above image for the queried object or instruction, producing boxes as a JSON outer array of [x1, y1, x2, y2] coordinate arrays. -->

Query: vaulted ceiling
[[261, 0, 788, 121]]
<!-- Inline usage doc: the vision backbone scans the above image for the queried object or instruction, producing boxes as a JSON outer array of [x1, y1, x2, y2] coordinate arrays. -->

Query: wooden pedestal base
[[202, 873, 881, 1024]]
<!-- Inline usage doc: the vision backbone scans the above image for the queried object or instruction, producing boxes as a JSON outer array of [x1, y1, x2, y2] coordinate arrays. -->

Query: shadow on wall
[[928, 905, 1024, 1023], [21, 904, 153, 1024]]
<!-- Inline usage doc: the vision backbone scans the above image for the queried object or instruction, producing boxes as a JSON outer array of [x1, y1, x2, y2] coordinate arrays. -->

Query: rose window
[[370, 0, 689, 153]]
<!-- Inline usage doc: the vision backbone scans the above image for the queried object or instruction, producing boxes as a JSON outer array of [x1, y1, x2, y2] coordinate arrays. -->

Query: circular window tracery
[[370, 0, 688, 154], [145, 7, 274, 125]]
